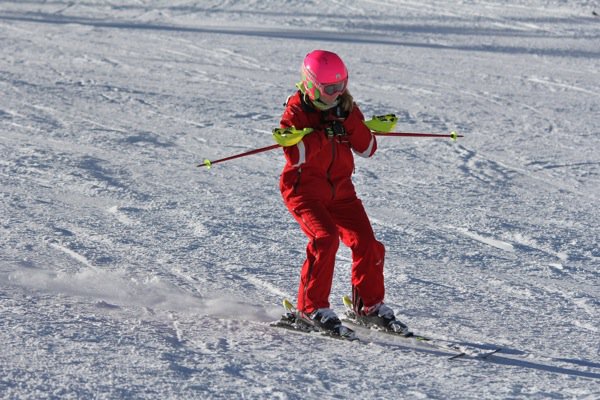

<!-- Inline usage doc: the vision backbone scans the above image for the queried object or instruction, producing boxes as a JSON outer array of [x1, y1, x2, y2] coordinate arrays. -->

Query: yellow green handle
[[273, 127, 314, 147]]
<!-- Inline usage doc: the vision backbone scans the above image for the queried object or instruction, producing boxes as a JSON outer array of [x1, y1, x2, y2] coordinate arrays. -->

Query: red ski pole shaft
[[199, 143, 280, 169], [374, 131, 463, 139], [199, 130, 462, 169]]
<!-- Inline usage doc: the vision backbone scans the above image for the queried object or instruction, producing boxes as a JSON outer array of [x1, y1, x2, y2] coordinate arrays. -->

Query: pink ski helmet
[[301, 50, 348, 109]]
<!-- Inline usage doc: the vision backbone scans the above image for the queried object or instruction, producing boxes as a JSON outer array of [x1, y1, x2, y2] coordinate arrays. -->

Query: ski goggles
[[305, 78, 348, 107], [322, 81, 347, 96]]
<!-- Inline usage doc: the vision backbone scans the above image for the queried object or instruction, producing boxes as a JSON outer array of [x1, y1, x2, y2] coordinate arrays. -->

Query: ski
[[270, 299, 358, 341], [341, 296, 501, 360], [270, 297, 501, 360]]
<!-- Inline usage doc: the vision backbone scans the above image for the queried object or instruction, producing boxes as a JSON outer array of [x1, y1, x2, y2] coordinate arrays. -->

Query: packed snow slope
[[1, 1, 599, 398]]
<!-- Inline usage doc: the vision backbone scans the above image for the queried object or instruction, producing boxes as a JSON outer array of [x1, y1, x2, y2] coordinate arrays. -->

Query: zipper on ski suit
[[326, 137, 337, 200]]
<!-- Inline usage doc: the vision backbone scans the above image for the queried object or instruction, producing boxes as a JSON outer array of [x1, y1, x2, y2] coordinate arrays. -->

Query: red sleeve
[[344, 106, 378, 158], [280, 101, 328, 167]]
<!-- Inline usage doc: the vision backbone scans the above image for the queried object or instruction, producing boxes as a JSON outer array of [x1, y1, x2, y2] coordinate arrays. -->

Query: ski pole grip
[[364, 114, 398, 133]]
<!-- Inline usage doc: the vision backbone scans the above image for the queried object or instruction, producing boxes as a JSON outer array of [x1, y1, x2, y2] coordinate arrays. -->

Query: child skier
[[276, 50, 409, 335]]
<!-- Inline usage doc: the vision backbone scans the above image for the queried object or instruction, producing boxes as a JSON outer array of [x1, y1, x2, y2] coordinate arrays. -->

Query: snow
[[1, 0, 599, 398]]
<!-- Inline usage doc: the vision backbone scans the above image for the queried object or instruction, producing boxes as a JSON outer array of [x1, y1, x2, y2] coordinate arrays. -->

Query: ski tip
[[282, 298, 295, 311], [448, 352, 468, 360], [479, 348, 502, 359], [342, 295, 353, 308]]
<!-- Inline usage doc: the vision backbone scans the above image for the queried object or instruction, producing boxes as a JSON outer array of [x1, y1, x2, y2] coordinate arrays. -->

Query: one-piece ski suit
[[279, 91, 386, 314]]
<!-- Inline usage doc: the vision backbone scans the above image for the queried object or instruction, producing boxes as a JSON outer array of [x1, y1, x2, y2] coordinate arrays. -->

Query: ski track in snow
[[1, 0, 599, 399]]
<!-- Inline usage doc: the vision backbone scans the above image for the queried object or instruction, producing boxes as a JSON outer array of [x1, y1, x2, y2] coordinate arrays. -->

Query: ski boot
[[360, 302, 412, 336]]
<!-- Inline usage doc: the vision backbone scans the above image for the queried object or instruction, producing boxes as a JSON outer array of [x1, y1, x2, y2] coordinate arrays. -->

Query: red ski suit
[[279, 91, 385, 314]]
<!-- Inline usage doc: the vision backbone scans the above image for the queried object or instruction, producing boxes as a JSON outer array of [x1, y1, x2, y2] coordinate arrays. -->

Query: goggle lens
[[323, 81, 346, 95]]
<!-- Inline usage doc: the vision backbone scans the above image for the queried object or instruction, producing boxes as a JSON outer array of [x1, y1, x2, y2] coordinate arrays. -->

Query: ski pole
[[199, 128, 462, 169], [366, 115, 462, 139], [199, 126, 311, 169], [374, 131, 462, 139], [198, 143, 280, 169]]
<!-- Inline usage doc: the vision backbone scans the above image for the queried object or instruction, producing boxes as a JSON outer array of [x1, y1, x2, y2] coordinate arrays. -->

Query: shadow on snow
[[1, 12, 599, 59]]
